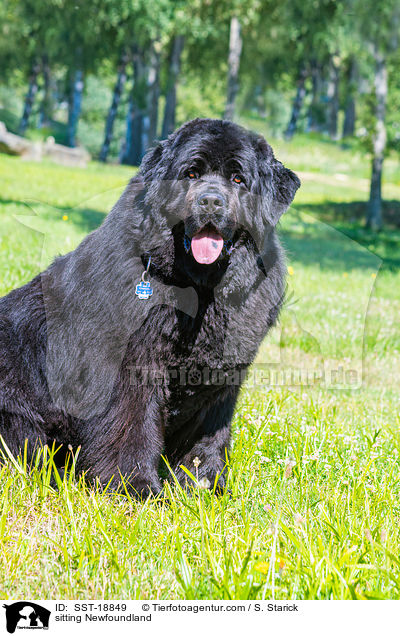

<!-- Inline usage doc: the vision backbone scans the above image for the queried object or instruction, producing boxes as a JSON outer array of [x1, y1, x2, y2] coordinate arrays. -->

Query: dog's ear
[[272, 158, 301, 222], [254, 137, 300, 227], [139, 140, 169, 180]]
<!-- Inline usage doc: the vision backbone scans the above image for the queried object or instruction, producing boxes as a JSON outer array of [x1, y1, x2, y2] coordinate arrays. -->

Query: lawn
[[0, 136, 399, 600]]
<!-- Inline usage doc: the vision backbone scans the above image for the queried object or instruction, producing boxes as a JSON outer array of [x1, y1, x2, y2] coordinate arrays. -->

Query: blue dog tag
[[135, 280, 153, 299], [136, 256, 153, 299]]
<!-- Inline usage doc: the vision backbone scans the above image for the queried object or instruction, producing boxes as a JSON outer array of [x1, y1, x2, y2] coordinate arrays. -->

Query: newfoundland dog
[[0, 118, 300, 496]]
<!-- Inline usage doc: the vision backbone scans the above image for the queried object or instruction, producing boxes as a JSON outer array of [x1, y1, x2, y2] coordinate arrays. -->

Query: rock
[[43, 136, 90, 167], [0, 122, 91, 167], [0, 121, 42, 159]]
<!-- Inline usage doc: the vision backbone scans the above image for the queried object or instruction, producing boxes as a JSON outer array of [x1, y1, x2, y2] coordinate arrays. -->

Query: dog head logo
[[2, 603, 50, 633]]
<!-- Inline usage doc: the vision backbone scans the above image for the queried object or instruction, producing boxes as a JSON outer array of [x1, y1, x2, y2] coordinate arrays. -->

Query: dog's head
[[138, 118, 300, 283]]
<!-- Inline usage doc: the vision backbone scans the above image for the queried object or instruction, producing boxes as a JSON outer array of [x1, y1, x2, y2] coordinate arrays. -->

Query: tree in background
[[99, 49, 129, 162], [38, 53, 56, 128], [60, 2, 105, 147], [121, 45, 151, 165], [161, 34, 185, 138], [223, 1, 264, 121], [146, 42, 161, 145], [353, 0, 400, 229], [19, 59, 41, 134], [98, 0, 166, 163], [0, 0, 58, 135], [0, 0, 398, 227], [112, 0, 184, 163], [224, 16, 242, 121], [284, 63, 308, 140], [282, 0, 340, 140], [342, 56, 358, 138]]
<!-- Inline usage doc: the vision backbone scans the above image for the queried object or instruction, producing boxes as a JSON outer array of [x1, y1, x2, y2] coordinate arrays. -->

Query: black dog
[[0, 118, 300, 495]]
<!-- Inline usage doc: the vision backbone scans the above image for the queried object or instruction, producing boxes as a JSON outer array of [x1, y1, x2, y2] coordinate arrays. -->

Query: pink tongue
[[191, 229, 224, 264]]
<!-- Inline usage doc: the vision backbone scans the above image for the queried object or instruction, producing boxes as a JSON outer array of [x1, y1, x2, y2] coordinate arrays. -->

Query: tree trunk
[[342, 95, 356, 138], [99, 51, 128, 162], [120, 92, 134, 164], [307, 60, 323, 132], [327, 55, 340, 140], [121, 50, 148, 166], [224, 16, 242, 121], [161, 35, 184, 139], [147, 45, 161, 145], [342, 57, 357, 138], [67, 69, 84, 148], [38, 55, 54, 128], [130, 110, 144, 166], [284, 64, 307, 140], [19, 60, 40, 135], [367, 51, 387, 231]]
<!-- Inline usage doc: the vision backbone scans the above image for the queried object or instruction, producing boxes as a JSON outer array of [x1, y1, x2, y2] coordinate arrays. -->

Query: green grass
[[0, 137, 399, 600]]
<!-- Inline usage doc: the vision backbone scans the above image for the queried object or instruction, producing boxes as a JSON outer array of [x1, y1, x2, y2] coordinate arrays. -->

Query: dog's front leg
[[167, 385, 239, 492], [83, 386, 165, 498], [117, 389, 166, 497]]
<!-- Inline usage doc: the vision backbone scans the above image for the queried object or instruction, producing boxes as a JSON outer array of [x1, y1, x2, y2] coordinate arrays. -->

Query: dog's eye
[[232, 174, 245, 185], [187, 169, 199, 179]]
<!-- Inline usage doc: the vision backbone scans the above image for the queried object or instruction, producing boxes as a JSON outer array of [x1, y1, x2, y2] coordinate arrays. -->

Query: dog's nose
[[197, 191, 226, 211]]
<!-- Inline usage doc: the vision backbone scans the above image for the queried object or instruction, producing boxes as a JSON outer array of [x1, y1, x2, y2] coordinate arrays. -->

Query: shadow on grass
[[296, 199, 400, 228], [283, 201, 400, 270], [0, 197, 106, 234], [59, 207, 106, 233]]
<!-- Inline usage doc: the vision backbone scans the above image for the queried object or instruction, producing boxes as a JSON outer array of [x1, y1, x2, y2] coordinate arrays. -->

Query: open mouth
[[189, 226, 225, 265]]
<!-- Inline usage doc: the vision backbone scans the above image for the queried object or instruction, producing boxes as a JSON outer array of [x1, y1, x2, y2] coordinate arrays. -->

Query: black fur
[[0, 118, 300, 496]]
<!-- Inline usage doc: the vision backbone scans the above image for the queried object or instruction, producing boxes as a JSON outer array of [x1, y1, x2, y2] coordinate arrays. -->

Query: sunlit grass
[[1, 388, 399, 599]]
